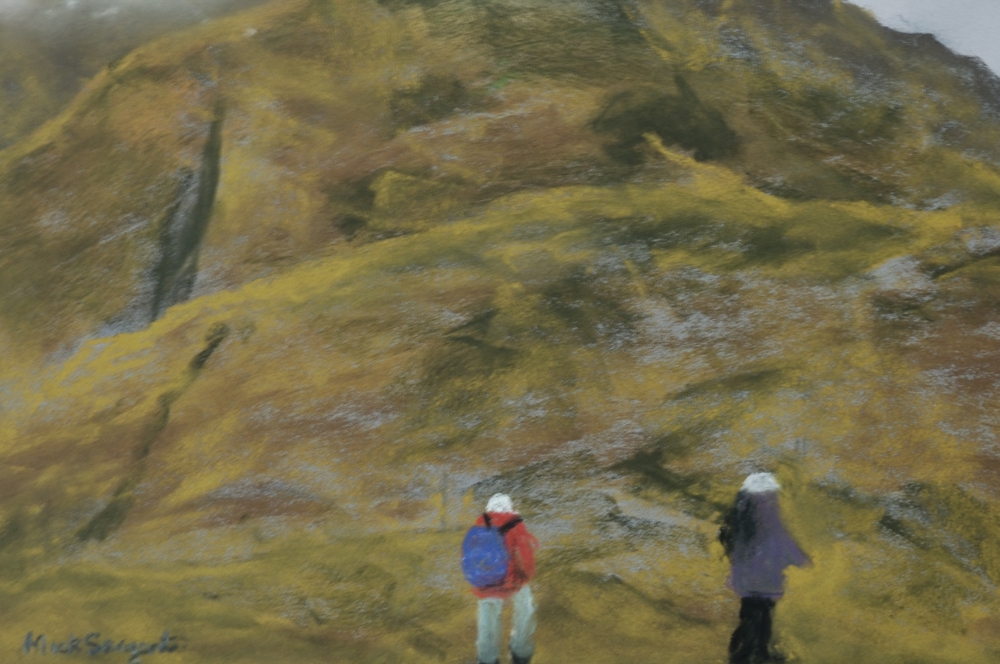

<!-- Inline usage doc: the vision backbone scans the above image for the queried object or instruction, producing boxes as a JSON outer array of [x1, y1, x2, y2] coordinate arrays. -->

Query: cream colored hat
[[741, 472, 780, 494], [485, 493, 515, 513]]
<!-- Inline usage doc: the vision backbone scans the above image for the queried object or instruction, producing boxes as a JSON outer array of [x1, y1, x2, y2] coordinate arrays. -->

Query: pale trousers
[[476, 585, 536, 664]]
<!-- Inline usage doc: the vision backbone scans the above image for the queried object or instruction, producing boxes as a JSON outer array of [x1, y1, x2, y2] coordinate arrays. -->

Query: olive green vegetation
[[2, 0, 1000, 662]]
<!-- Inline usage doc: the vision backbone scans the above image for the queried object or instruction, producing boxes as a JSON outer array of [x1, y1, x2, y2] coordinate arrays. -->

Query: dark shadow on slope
[[74, 480, 137, 543], [593, 75, 739, 165], [535, 268, 640, 346], [819, 480, 1000, 587], [568, 568, 714, 626], [596, 213, 814, 269], [669, 368, 786, 401], [473, 453, 606, 507], [882, 483, 1000, 584], [739, 225, 816, 265], [376, 0, 446, 8], [396, 309, 521, 452], [612, 369, 790, 520], [596, 212, 712, 249], [921, 228, 1000, 281], [445, 308, 499, 337], [0, 511, 25, 553], [613, 448, 728, 521], [325, 175, 379, 241], [390, 74, 471, 130], [77, 323, 230, 542]]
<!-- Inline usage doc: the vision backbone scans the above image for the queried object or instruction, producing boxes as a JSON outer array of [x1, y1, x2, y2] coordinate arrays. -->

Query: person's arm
[[509, 523, 538, 580], [785, 536, 810, 568], [719, 506, 737, 559]]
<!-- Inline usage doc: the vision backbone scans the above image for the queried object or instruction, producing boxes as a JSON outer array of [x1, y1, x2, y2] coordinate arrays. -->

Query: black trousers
[[728, 596, 776, 664]]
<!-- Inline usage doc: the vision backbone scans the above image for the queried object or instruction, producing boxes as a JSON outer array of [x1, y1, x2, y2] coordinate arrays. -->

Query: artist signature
[[23, 631, 178, 663]]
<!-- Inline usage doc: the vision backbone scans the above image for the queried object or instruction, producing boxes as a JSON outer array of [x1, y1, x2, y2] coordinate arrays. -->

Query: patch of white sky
[[0, 0, 206, 17], [849, 0, 1000, 75]]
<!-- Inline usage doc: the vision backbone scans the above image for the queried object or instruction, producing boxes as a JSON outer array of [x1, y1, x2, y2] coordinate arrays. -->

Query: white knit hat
[[741, 472, 780, 494], [485, 493, 515, 513]]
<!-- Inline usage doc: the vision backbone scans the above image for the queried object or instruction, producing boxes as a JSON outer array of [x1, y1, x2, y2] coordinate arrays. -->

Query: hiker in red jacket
[[465, 493, 539, 664]]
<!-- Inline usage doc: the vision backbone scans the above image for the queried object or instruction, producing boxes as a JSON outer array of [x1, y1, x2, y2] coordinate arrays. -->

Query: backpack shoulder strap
[[482, 512, 492, 528], [498, 516, 523, 535]]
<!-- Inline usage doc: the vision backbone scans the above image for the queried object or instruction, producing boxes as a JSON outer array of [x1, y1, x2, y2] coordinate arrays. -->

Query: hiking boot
[[510, 651, 531, 664]]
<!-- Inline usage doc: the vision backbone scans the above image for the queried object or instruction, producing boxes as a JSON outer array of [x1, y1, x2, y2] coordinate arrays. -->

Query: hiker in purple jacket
[[718, 473, 809, 664]]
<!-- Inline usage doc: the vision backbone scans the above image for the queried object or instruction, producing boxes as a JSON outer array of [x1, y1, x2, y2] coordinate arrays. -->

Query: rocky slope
[[1, 1, 1000, 662]]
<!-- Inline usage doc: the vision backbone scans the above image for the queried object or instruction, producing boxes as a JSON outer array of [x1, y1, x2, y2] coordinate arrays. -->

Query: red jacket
[[470, 511, 539, 599]]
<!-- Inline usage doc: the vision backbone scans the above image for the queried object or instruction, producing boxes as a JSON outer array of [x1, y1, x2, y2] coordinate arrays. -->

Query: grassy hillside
[[5, 0, 1000, 357], [2, 0, 1000, 662]]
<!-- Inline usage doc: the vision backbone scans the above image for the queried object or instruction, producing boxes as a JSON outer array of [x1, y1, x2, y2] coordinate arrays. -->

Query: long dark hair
[[718, 490, 756, 559]]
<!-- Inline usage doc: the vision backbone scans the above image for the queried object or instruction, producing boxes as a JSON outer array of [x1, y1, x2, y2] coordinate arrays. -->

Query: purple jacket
[[723, 491, 809, 598]]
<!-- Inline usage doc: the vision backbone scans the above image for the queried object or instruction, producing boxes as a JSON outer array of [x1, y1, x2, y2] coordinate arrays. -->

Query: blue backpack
[[461, 513, 523, 588]]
